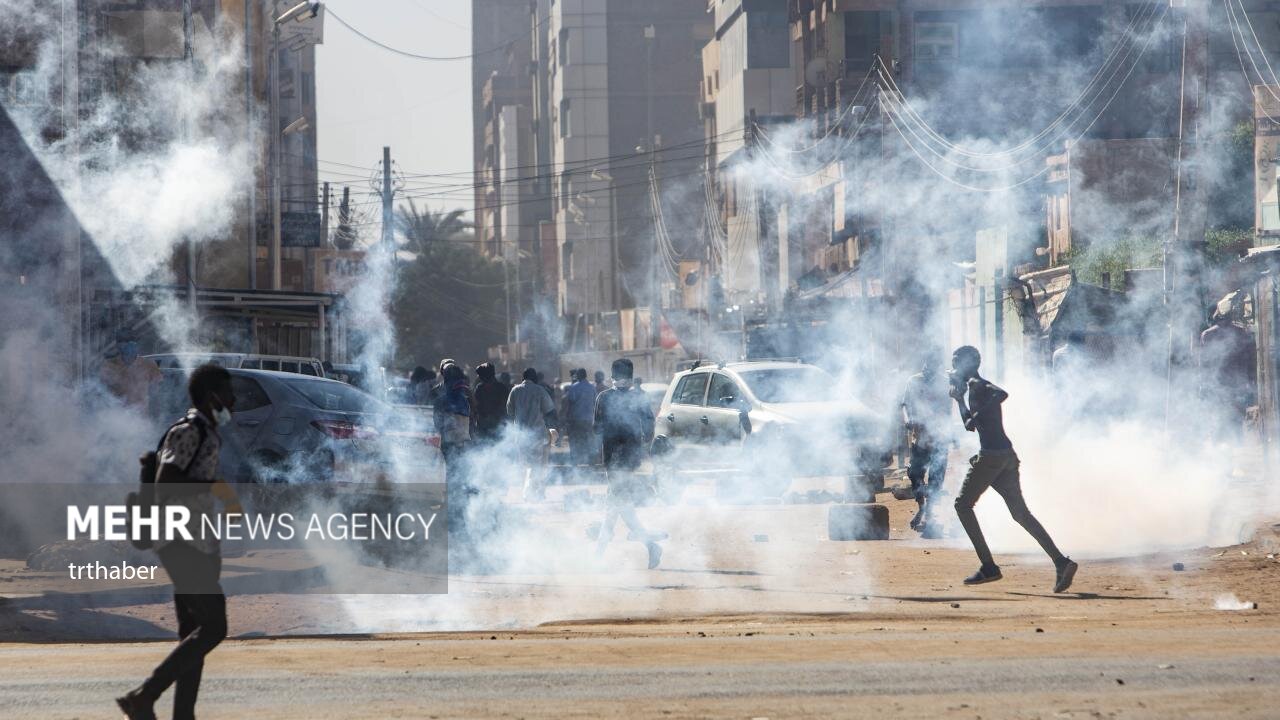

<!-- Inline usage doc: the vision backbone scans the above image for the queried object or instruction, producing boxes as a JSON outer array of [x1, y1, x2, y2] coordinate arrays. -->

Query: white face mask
[[613, 378, 632, 389], [211, 403, 232, 426]]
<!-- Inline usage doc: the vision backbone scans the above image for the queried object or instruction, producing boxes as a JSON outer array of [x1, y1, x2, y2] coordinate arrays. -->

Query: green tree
[[394, 200, 472, 254], [389, 204, 507, 369]]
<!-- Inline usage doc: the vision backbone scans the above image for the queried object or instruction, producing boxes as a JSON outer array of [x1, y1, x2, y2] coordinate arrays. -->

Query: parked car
[[153, 368, 441, 484], [147, 352, 325, 378], [652, 360, 892, 499]]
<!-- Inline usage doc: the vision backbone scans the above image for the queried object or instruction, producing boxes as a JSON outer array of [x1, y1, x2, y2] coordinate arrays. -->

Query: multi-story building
[[1, 1, 342, 373], [472, 0, 533, 258], [536, 0, 709, 349], [701, 0, 795, 310]]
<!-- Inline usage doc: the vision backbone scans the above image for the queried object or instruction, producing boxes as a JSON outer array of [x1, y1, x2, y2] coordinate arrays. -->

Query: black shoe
[[645, 541, 663, 569], [963, 565, 1002, 585], [1054, 559, 1078, 593], [115, 690, 156, 720], [909, 502, 925, 531]]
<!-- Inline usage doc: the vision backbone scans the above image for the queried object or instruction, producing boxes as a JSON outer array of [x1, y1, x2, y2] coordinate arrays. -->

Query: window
[[231, 377, 272, 412], [261, 360, 281, 371], [738, 367, 835, 403], [843, 11, 881, 72], [301, 363, 319, 376], [707, 374, 741, 407], [559, 27, 570, 67], [746, 12, 789, 69], [286, 378, 387, 414], [559, 98, 571, 138], [241, 359, 261, 369], [672, 373, 710, 406], [281, 361, 300, 374], [1264, 203, 1280, 232], [560, 170, 572, 209], [915, 22, 957, 62]]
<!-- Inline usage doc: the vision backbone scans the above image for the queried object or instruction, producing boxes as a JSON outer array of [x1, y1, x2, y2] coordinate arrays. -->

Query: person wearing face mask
[[117, 364, 241, 720], [590, 358, 666, 569], [99, 328, 162, 410]]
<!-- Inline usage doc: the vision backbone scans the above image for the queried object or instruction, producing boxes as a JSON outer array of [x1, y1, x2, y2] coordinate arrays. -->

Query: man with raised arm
[[949, 346, 1077, 593]]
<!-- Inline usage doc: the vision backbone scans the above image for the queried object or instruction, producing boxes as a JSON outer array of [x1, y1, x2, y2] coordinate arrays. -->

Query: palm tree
[[394, 200, 472, 255]]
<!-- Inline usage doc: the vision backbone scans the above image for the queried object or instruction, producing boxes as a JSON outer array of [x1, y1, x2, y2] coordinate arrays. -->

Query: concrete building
[[701, 0, 795, 316], [0, 1, 343, 373], [472, 0, 533, 258], [537, 0, 709, 338]]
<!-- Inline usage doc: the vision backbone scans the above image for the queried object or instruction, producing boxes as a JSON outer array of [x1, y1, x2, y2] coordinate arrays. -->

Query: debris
[[950, 603, 960, 609], [1035, 628, 1044, 633], [1171, 563, 1184, 571], [1157, 664, 1174, 670], [1116, 678, 1125, 686], [696, 631, 706, 637]]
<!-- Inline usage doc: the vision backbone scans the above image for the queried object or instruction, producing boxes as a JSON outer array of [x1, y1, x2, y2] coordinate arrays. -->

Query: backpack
[[126, 418, 207, 550]]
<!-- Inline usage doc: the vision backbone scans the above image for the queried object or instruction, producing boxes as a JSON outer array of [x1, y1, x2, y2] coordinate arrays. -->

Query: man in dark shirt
[[592, 358, 665, 568], [472, 362, 511, 443], [949, 346, 1077, 593]]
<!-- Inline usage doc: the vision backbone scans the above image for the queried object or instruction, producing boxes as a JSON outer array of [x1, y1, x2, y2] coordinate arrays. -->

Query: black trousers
[[141, 543, 227, 720], [954, 450, 1064, 569]]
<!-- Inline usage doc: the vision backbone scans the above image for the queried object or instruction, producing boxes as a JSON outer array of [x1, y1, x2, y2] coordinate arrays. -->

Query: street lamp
[[270, 1, 322, 290]]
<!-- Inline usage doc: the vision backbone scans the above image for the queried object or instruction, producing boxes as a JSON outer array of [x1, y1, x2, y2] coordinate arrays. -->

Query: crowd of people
[[402, 357, 666, 570]]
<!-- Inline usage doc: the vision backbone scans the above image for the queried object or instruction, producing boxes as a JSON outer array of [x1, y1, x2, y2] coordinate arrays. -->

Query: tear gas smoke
[[1, 1, 1275, 637]]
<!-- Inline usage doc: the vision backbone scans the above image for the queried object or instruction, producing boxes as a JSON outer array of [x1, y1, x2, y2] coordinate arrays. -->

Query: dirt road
[[3, 488, 1278, 718]]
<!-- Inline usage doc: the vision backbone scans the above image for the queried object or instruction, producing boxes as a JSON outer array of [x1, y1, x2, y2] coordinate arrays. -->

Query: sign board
[[281, 211, 322, 247]]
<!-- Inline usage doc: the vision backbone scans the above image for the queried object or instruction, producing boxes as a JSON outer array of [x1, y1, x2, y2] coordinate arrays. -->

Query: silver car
[[653, 361, 891, 498], [155, 368, 441, 483]]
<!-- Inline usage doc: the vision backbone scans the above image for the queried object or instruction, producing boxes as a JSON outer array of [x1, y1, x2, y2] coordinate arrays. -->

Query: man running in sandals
[[949, 346, 1078, 593]]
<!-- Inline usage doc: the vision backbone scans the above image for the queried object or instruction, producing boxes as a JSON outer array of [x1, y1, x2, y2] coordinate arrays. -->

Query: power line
[[327, 6, 543, 61]]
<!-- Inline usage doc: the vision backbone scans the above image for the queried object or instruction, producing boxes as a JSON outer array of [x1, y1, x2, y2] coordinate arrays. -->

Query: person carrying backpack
[[117, 364, 241, 720]]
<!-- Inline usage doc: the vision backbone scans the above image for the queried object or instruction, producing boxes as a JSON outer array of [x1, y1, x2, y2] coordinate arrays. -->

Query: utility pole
[[245, 0, 257, 291], [183, 0, 196, 311], [320, 181, 330, 247], [644, 23, 658, 348], [270, 10, 282, 290], [1164, 0, 1209, 428], [381, 146, 394, 252]]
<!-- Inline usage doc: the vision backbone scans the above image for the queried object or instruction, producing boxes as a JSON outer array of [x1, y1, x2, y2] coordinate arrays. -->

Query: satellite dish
[[804, 58, 826, 87]]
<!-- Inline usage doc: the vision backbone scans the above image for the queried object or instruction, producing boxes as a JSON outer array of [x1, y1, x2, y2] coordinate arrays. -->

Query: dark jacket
[[594, 386, 654, 469], [473, 379, 512, 437]]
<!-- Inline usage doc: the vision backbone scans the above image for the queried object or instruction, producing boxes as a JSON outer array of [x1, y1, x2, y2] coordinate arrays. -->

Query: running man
[[949, 346, 1077, 592], [592, 358, 665, 569]]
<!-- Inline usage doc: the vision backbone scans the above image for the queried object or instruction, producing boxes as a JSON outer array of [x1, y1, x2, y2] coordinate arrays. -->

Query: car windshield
[[737, 367, 836, 404], [284, 377, 388, 414]]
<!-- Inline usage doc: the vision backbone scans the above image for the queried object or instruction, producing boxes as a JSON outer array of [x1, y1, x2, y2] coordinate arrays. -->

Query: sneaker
[[115, 691, 156, 720], [1053, 559, 1078, 593], [909, 502, 925, 530], [646, 541, 663, 569], [962, 565, 1002, 585]]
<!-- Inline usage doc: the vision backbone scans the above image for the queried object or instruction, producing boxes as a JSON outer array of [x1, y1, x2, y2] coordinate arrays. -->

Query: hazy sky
[[315, 0, 474, 215]]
